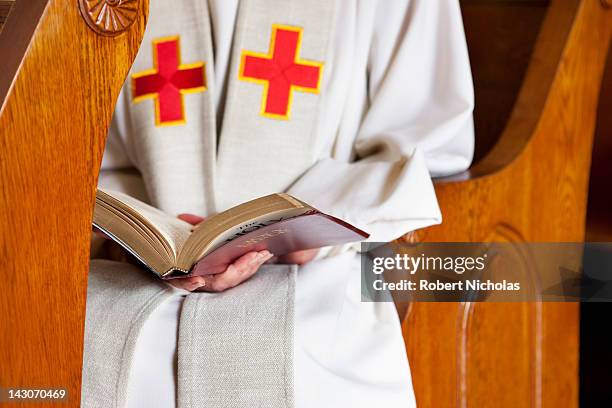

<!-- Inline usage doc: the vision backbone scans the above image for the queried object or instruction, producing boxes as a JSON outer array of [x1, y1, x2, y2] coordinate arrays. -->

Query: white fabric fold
[[287, 148, 440, 243], [82, 260, 174, 408], [286, 0, 474, 242], [177, 265, 296, 408]]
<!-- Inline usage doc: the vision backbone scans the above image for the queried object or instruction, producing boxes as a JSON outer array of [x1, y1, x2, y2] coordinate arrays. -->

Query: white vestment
[[88, 0, 474, 407]]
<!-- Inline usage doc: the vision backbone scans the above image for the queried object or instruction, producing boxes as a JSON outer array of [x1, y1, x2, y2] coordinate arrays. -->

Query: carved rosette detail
[[78, 0, 139, 37]]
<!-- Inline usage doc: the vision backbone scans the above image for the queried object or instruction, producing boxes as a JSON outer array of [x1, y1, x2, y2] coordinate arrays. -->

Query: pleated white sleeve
[[287, 0, 475, 243]]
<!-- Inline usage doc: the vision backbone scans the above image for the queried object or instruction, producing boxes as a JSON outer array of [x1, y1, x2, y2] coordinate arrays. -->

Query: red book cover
[[179, 212, 369, 278]]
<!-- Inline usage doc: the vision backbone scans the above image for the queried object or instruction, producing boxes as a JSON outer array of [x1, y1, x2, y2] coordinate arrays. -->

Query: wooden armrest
[[0, 1, 148, 405], [404, 1, 612, 407]]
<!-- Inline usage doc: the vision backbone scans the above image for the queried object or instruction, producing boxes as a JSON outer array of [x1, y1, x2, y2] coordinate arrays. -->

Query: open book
[[93, 189, 369, 279]]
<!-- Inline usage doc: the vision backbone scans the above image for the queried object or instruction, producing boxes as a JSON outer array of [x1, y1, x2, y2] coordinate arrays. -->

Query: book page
[[98, 189, 192, 255], [177, 194, 312, 269], [94, 202, 174, 274]]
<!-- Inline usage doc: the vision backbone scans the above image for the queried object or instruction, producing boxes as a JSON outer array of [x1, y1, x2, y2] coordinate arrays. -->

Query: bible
[[93, 189, 369, 278]]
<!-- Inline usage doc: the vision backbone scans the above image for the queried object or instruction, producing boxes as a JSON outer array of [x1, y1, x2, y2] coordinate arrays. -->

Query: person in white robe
[[83, 0, 474, 407]]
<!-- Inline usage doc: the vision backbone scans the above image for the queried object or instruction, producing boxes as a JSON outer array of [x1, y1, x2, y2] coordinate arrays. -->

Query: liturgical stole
[[126, 0, 336, 215], [87, 1, 337, 407]]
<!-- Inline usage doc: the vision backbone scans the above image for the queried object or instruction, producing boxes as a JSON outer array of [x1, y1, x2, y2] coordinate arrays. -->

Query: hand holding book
[[169, 214, 321, 291], [96, 213, 276, 292], [172, 214, 274, 291], [93, 189, 369, 281]]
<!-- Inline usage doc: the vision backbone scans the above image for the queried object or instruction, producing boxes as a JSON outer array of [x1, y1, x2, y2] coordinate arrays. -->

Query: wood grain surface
[[0, 0, 148, 406], [403, 0, 612, 407]]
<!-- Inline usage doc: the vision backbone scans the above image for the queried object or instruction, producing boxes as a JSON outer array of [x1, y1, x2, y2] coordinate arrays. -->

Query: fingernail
[[259, 250, 271, 258], [192, 278, 205, 289]]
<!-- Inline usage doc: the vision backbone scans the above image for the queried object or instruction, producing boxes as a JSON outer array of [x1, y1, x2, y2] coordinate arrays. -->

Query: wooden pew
[[403, 0, 612, 407], [1, 0, 610, 407], [0, 1, 148, 406]]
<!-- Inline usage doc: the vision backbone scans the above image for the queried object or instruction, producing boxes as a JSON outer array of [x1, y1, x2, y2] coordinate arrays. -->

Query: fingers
[[177, 213, 205, 226], [167, 276, 207, 292], [166, 250, 272, 292], [197, 250, 273, 293], [277, 248, 319, 265]]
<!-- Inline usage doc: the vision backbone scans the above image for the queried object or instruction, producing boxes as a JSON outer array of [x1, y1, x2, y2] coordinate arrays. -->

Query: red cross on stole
[[132, 36, 206, 126], [239, 25, 323, 120]]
